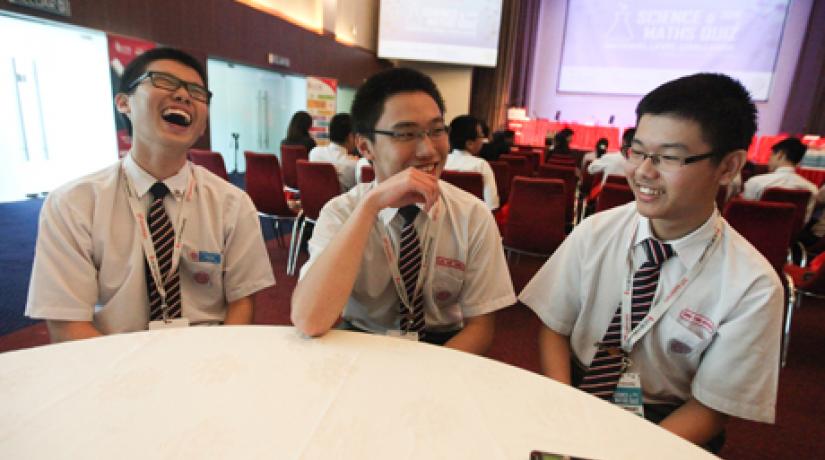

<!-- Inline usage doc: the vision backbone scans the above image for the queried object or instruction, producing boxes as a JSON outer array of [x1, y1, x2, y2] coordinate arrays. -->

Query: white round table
[[0, 326, 714, 459]]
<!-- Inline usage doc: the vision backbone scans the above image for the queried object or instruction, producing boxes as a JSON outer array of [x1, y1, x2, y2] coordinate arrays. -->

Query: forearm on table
[[659, 398, 729, 446], [291, 200, 378, 337], [539, 325, 572, 384], [444, 312, 495, 355], [46, 320, 103, 343], [223, 296, 254, 325]]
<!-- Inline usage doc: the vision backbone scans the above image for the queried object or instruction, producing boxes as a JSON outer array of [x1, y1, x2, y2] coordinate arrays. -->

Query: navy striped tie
[[579, 238, 674, 399], [145, 182, 182, 321], [397, 205, 425, 336]]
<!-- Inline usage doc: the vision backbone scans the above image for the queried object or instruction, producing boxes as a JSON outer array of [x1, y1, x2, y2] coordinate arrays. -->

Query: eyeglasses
[[623, 148, 718, 172], [366, 126, 450, 143], [127, 71, 212, 103]]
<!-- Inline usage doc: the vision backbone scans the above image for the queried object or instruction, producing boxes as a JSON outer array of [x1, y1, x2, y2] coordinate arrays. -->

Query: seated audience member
[[583, 137, 610, 164], [587, 128, 633, 183], [444, 115, 500, 210], [309, 113, 360, 191], [551, 128, 574, 157], [797, 183, 825, 247], [291, 67, 516, 354], [25, 48, 276, 342], [479, 129, 515, 161], [281, 110, 316, 153], [742, 137, 817, 222], [519, 73, 782, 452]]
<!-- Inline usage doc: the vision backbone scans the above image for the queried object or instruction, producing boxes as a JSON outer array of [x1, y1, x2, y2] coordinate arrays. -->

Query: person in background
[[520, 73, 782, 453], [583, 137, 610, 164], [551, 128, 574, 157], [588, 128, 633, 184], [282, 110, 316, 153], [291, 67, 516, 354], [309, 113, 359, 191], [25, 47, 275, 342], [479, 129, 515, 162], [444, 115, 499, 210], [742, 137, 817, 222]]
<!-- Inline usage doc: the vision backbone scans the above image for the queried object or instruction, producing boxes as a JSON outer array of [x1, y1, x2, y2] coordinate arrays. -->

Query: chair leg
[[273, 220, 285, 249], [290, 219, 310, 276], [782, 277, 801, 367], [798, 241, 808, 268], [287, 211, 303, 276]]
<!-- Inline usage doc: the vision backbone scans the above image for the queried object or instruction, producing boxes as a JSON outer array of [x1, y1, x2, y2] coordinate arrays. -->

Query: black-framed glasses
[[127, 71, 212, 103], [622, 148, 718, 172], [365, 126, 450, 143]]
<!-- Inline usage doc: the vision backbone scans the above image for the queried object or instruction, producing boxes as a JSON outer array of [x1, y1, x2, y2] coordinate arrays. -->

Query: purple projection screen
[[558, 0, 790, 101]]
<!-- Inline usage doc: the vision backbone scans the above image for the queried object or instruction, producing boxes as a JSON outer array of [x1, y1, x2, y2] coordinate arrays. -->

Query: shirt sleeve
[[518, 223, 588, 335], [25, 191, 99, 321], [457, 207, 516, 317], [222, 192, 276, 302], [480, 161, 500, 210], [690, 271, 782, 423]]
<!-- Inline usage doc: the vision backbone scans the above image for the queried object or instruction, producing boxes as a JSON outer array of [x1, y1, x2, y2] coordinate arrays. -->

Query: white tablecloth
[[0, 326, 714, 459]]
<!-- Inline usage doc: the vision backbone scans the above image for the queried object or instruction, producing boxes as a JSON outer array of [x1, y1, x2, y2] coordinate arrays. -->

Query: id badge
[[386, 329, 419, 341], [612, 372, 645, 417], [148, 317, 191, 330]]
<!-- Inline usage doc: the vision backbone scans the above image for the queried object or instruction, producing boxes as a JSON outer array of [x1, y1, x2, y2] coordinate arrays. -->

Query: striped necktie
[[145, 182, 182, 321], [579, 238, 674, 399], [398, 205, 425, 336]]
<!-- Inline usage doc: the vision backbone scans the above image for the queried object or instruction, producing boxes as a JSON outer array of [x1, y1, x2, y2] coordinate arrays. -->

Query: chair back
[[243, 151, 293, 216], [537, 164, 578, 224], [723, 198, 795, 276], [189, 149, 229, 181], [360, 165, 375, 183], [595, 183, 635, 213], [441, 170, 484, 200], [499, 154, 531, 179], [760, 187, 812, 238], [296, 160, 340, 221], [605, 174, 628, 185], [547, 155, 576, 167], [503, 177, 566, 255], [514, 151, 540, 175], [280, 144, 309, 190], [488, 161, 510, 204]]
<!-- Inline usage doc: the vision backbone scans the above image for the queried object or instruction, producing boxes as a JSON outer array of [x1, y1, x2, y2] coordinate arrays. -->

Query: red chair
[[761, 187, 813, 264], [723, 198, 796, 366], [360, 165, 375, 183], [488, 161, 510, 205], [605, 174, 628, 185], [513, 151, 540, 175], [595, 183, 635, 213], [537, 164, 579, 225], [290, 160, 341, 275], [244, 151, 300, 265], [280, 144, 309, 194], [441, 170, 484, 201], [503, 177, 566, 259], [785, 257, 825, 366], [579, 160, 600, 221], [499, 154, 531, 179], [189, 149, 229, 181]]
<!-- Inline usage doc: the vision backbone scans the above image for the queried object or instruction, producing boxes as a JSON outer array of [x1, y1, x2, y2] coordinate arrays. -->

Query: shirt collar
[[124, 153, 190, 201], [377, 194, 442, 227], [635, 209, 720, 269], [450, 149, 471, 157], [774, 166, 796, 174]]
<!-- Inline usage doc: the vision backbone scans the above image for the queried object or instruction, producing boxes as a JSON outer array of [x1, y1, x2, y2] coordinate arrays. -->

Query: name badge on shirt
[[148, 317, 190, 330], [197, 251, 222, 264], [386, 330, 419, 341], [612, 372, 645, 417]]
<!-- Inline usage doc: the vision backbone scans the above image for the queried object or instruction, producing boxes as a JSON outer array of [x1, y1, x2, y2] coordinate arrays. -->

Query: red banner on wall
[[107, 33, 156, 158]]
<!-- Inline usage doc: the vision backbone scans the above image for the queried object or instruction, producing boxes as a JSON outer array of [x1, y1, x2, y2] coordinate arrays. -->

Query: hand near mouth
[[365, 166, 440, 214]]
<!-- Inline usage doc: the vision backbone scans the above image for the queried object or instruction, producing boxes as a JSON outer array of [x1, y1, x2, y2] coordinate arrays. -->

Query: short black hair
[[636, 73, 757, 160], [449, 115, 480, 151], [621, 128, 636, 152], [772, 137, 807, 164], [117, 47, 207, 135], [328, 113, 353, 144], [351, 67, 446, 141]]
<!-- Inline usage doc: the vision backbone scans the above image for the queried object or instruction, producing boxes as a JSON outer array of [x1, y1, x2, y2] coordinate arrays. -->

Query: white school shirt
[[300, 180, 516, 333], [308, 142, 359, 190], [587, 152, 627, 184], [25, 155, 276, 333], [444, 149, 500, 210], [519, 202, 782, 423], [742, 166, 818, 222]]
